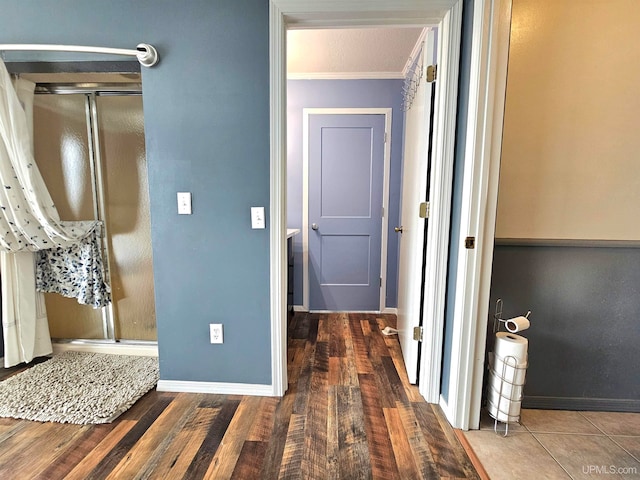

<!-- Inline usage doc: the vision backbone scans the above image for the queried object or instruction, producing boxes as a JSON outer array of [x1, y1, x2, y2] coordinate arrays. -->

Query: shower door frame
[[35, 82, 157, 348]]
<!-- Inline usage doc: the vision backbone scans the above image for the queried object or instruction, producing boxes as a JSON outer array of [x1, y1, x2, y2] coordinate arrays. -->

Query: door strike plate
[[465, 236, 476, 249]]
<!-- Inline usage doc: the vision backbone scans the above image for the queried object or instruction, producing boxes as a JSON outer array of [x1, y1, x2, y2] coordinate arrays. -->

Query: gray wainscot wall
[[490, 240, 640, 412]]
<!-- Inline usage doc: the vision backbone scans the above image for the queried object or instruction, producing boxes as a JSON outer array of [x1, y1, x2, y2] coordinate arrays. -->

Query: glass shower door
[[32, 88, 156, 342], [96, 95, 156, 341], [34, 94, 104, 339]]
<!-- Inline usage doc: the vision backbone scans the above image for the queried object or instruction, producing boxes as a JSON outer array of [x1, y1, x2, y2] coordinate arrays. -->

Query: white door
[[396, 30, 435, 384]]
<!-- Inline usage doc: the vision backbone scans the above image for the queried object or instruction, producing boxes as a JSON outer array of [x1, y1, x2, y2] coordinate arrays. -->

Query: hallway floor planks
[[0, 312, 478, 479]]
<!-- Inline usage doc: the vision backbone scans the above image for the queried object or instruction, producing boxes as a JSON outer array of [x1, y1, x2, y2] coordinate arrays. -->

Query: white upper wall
[[287, 28, 423, 78], [495, 0, 640, 240]]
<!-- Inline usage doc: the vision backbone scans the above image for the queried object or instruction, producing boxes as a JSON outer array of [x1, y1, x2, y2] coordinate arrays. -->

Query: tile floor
[[464, 409, 640, 479]]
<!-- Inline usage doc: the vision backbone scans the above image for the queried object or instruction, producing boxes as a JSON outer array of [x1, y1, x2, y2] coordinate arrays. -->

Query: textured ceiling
[[287, 27, 424, 78]]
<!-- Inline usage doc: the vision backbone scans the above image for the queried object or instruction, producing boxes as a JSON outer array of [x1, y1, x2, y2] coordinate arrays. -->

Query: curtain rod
[[0, 43, 159, 67]]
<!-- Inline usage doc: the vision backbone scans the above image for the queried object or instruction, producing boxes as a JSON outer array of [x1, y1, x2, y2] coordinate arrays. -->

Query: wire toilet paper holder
[[487, 299, 531, 436], [492, 298, 531, 336]]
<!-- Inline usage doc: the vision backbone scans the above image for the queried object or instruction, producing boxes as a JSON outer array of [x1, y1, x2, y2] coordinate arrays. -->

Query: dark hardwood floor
[[0, 312, 478, 479]]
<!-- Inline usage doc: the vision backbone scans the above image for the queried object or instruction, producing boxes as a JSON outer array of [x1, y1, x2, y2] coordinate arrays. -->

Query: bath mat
[[0, 351, 159, 424]]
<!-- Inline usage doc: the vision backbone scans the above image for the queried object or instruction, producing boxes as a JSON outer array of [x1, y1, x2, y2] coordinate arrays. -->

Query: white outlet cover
[[209, 323, 223, 344]]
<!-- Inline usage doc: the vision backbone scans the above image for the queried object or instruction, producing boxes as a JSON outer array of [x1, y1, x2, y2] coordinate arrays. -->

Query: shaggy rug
[[0, 351, 159, 424]]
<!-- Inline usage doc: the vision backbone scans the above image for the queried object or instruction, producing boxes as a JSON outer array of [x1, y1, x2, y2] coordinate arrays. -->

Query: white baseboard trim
[[292, 305, 397, 314], [310, 310, 386, 314], [52, 342, 158, 357], [523, 396, 640, 413], [157, 380, 275, 397]]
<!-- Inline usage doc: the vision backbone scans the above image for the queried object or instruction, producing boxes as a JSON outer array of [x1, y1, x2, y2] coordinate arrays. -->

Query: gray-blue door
[[308, 113, 385, 311]]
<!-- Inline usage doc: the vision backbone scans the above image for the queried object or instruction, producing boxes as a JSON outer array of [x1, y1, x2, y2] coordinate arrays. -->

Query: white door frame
[[268, 0, 511, 432], [301, 108, 392, 313], [437, 0, 512, 429], [268, 0, 463, 400], [417, 1, 462, 404]]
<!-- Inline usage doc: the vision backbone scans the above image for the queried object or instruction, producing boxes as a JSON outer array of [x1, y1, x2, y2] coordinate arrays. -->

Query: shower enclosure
[[32, 78, 156, 343]]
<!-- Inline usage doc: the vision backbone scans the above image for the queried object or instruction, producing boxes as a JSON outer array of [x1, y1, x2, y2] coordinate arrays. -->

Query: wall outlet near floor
[[210, 324, 223, 344]]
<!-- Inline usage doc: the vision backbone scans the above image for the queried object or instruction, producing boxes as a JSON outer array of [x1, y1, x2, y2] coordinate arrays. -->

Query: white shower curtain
[[1, 251, 52, 367], [0, 59, 104, 367], [1, 73, 52, 366], [0, 62, 100, 250]]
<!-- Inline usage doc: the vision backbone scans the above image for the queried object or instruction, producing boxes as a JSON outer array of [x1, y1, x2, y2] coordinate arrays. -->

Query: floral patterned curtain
[[36, 229, 111, 309]]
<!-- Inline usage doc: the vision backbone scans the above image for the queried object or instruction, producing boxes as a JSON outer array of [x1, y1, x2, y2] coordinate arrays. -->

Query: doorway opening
[[286, 27, 427, 315], [283, 23, 446, 404], [270, 2, 465, 417]]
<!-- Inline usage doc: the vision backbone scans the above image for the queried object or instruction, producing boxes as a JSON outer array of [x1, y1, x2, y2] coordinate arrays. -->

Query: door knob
[[311, 223, 319, 230], [394, 226, 403, 233]]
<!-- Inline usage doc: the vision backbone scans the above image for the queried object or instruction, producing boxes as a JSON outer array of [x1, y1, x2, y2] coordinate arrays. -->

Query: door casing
[[269, 0, 462, 412], [302, 108, 392, 313], [269, 0, 509, 432]]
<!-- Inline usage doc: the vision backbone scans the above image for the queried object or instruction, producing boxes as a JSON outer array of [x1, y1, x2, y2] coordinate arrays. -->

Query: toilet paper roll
[[505, 316, 530, 333], [487, 370, 524, 400], [494, 332, 528, 365], [491, 355, 527, 386], [487, 387, 522, 422]]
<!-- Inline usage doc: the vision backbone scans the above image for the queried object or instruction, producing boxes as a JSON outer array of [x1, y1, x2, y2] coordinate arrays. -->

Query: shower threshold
[[52, 338, 158, 357]]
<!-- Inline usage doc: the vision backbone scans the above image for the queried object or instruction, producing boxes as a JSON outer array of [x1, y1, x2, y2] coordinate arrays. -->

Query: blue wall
[[491, 244, 640, 411], [2, 0, 272, 385], [287, 79, 405, 309]]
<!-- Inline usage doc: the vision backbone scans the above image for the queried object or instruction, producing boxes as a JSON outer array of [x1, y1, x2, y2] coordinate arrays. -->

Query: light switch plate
[[177, 192, 192, 215], [251, 206, 265, 229]]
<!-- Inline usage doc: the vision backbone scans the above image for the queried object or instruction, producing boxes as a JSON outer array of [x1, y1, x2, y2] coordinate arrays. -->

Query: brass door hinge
[[419, 202, 430, 219], [413, 326, 423, 342], [427, 65, 437, 82]]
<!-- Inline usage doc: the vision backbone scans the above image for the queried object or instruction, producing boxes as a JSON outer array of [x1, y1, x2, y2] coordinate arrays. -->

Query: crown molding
[[287, 71, 404, 80], [402, 27, 429, 77]]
